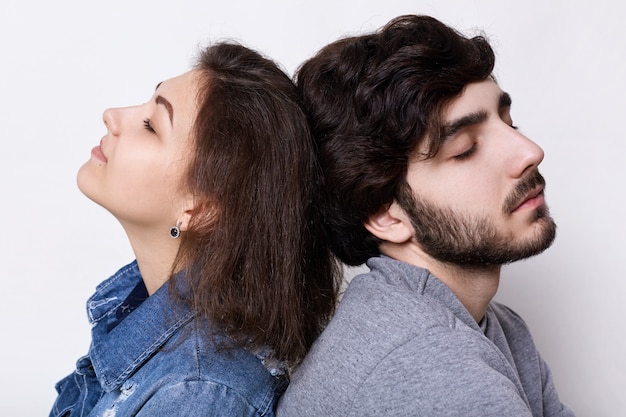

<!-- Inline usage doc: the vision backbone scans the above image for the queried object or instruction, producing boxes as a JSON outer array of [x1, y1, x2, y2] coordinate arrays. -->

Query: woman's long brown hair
[[172, 42, 340, 366]]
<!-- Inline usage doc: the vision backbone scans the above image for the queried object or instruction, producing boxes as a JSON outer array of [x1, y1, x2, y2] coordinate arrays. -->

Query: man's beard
[[395, 171, 557, 267]]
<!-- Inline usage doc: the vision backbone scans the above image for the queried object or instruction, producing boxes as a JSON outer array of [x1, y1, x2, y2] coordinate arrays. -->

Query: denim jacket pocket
[[49, 356, 103, 417], [50, 373, 79, 417]]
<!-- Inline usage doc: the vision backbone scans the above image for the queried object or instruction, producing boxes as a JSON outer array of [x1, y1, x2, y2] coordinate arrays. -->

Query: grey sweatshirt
[[278, 256, 575, 417]]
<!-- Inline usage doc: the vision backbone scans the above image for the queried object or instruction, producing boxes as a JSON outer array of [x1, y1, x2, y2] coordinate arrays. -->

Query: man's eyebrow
[[442, 111, 488, 140], [499, 92, 512, 110], [155, 95, 174, 125], [441, 92, 512, 140]]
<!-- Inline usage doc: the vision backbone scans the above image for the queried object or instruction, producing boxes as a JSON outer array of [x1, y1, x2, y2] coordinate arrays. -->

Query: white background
[[1, 1, 624, 415]]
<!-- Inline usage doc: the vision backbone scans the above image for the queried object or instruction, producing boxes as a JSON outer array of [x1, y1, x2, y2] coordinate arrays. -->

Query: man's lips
[[503, 170, 547, 214], [511, 187, 544, 212]]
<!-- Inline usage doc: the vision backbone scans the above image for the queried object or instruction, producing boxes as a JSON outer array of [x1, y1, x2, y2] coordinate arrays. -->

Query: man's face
[[400, 79, 556, 266]]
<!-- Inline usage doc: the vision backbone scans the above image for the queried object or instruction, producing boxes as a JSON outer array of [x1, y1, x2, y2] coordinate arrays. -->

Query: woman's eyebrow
[[153, 82, 173, 125], [155, 95, 174, 125]]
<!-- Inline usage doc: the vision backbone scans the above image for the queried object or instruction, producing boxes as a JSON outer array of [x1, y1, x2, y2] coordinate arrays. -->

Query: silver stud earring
[[169, 222, 182, 239]]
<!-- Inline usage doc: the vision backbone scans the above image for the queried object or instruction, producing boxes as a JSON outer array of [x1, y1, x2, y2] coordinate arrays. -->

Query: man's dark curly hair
[[296, 14, 495, 265]]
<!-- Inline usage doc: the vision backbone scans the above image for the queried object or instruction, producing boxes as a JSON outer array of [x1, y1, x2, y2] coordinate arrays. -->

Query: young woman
[[49, 42, 339, 417]]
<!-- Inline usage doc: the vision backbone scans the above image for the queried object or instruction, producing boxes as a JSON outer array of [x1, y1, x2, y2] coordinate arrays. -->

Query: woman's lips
[[91, 140, 107, 163]]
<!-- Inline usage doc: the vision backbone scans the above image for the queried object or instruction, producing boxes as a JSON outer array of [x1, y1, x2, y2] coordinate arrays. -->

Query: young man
[[278, 15, 575, 416]]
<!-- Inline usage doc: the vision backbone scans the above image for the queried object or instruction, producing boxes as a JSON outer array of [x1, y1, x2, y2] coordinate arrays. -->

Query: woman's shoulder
[[151, 321, 287, 414], [136, 379, 281, 416]]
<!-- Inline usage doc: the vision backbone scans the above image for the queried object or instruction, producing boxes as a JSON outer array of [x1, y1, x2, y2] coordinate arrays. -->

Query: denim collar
[[86, 261, 195, 392]]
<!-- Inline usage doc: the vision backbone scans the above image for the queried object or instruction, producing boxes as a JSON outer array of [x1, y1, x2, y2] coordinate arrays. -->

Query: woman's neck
[[123, 225, 182, 295]]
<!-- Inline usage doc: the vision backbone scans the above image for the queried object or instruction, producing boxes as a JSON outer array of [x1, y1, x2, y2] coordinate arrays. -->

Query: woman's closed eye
[[143, 118, 156, 133]]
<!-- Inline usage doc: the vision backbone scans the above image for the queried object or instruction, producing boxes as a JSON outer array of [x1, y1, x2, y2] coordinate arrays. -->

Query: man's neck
[[426, 260, 501, 322], [380, 243, 501, 322]]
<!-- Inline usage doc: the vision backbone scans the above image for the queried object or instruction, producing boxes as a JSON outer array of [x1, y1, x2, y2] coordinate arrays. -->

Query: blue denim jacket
[[50, 261, 287, 417]]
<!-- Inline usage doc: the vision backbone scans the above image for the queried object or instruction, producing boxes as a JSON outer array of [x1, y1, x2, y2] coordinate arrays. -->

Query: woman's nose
[[102, 107, 122, 136]]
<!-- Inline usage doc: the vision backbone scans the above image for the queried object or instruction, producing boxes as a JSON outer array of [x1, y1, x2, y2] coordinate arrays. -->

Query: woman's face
[[77, 70, 199, 234]]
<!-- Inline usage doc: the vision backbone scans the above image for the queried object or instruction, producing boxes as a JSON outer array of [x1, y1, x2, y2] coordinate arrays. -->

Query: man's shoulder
[[277, 265, 486, 417], [335, 259, 465, 335], [278, 295, 542, 417]]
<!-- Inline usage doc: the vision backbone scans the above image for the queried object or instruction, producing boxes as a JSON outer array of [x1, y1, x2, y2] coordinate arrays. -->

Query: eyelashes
[[143, 118, 156, 133], [452, 123, 519, 161], [453, 144, 477, 161]]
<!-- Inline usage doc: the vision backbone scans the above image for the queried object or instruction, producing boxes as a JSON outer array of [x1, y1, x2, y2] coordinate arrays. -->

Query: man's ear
[[364, 201, 414, 244]]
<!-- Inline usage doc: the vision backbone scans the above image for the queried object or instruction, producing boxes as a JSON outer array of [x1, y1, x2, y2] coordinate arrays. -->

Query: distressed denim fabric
[[50, 261, 287, 417]]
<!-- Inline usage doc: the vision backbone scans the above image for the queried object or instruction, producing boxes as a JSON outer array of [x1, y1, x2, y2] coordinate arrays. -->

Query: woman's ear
[[177, 195, 197, 232], [364, 201, 414, 244]]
